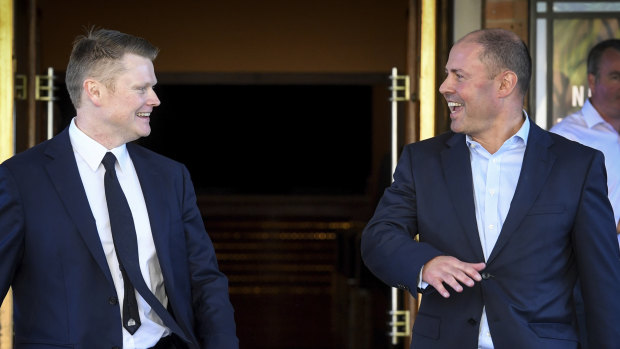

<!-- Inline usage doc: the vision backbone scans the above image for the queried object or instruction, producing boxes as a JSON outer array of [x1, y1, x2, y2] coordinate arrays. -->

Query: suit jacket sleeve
[[573, 150, 620, 347], [0, 165, 25, 302], [361, 145, 443, 295], [180, 166, 239, 349]]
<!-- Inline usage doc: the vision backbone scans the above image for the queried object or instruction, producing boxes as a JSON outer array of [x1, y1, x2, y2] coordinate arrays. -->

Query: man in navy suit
[[0, 28, 238, 349], [362, 28, 620, 349]]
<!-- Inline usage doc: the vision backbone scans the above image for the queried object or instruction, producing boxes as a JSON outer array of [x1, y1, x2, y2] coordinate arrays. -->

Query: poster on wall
[[552, 18, 620, 125]]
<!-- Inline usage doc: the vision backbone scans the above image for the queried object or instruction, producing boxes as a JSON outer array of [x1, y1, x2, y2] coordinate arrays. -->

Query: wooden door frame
[[402, 0, 451, 347], [0, 0, 15, 347]]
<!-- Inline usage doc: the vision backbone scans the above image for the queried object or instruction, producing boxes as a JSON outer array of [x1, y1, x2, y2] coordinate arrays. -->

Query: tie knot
[[102, 152, 117, 172]]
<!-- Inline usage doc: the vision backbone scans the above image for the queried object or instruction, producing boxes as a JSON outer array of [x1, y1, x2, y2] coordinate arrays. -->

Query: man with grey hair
[[0, 28, 238, 349], [550, 37, 620, 349], [551, 38, 620, 236], [362, 28, 620, 348]]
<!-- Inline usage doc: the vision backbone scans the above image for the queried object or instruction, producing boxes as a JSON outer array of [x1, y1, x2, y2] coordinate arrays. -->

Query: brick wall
[[484, 0, 529, 42]]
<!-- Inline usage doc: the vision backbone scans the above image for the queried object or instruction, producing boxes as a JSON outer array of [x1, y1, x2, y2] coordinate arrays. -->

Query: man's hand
[[422, 256, 486, 298], [616, 219, 620, 234]]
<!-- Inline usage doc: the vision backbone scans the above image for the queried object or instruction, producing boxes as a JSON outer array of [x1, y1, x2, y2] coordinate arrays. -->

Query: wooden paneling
[[198, 194, 382, 349], [0, 0, 13, 347], [35, 0, 409, 74]]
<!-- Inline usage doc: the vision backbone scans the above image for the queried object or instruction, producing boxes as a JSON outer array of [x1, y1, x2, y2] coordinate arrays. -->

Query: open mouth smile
[[447, 101, 463, 114]]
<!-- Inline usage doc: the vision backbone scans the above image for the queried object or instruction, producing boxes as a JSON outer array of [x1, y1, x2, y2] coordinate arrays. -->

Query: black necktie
[[102, 152, 142, 335]]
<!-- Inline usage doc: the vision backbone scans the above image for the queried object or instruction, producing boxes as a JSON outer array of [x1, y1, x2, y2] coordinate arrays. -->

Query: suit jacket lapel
[[127, 144, 171, 270], [487, 122, 556, 264], [128, 144, 196, 345], [441, 133, 485, 262], [44, 129, 114, 284]]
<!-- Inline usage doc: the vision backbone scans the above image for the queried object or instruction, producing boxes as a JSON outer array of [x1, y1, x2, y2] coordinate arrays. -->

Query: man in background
[[0, 28, 238, 349], [550, 37, 620, 349], [551, 38, 620, 236]]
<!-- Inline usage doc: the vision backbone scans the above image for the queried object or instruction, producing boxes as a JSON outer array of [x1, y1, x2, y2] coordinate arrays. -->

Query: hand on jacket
[[422, 256, 486, 298]]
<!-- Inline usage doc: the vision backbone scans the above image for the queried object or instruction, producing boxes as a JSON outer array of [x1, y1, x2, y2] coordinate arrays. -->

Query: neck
[[591, 99, 620, 133], [599, 113, 620, 134], [74, 114, 123, 150], [471, 111, 525, 154]]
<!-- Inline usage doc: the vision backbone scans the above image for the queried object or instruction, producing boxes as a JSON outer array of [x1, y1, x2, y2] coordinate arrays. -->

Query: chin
[[138, 127, 152, 138]]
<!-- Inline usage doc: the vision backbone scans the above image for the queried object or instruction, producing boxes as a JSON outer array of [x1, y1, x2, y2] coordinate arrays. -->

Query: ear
[[587, 73, 596, 94], [83, 79, 104, 107], [497, 70, 518, 98]]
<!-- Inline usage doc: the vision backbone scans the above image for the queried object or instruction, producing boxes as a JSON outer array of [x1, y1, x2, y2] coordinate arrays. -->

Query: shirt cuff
[[418, 266, 429, 290]]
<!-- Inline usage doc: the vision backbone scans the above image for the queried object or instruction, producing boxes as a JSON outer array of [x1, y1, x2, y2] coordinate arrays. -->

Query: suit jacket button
[[108, 296, 118, 305], [112, 346, 120, 349], [481, 272, 492, 280], [468, 318, 477, 326]]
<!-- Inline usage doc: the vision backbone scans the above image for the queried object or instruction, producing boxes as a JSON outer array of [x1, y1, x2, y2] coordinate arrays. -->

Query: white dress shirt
[[469, 115, 529, 349], [69, 118, 170, 349], [551, 99, 620, 241]]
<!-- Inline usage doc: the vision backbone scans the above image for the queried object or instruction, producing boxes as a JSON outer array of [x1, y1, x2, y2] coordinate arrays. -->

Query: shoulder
[[549, 109, 587, 138], [393, 132, 462, 172], [126, 142, 190, 180], [545, 129, 602, 163], [1, 136, 60, 170], [523, 121, 603, 170], [403, 131, 458, 153], [128, 142, 182, 166], [546, 126, 593, 150]]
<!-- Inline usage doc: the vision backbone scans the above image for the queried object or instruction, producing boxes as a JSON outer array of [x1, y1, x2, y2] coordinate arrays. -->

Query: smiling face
[[439, 41, 501, 139], [86, 53, 161, 148], [589, 47, 620, 123]]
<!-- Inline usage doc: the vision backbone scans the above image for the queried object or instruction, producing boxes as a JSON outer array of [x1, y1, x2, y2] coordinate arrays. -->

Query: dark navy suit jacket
[[362, 120, 620, 349], [0, 128, 238, 349]]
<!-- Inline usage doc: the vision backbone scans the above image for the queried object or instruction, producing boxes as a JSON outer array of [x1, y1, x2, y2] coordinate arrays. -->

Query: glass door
[[530, 0, 620, 129]]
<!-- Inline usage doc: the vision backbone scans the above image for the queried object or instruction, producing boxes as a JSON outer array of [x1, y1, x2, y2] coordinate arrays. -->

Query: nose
[[439, 76, 451, 95], [148, 88, 161, 107]]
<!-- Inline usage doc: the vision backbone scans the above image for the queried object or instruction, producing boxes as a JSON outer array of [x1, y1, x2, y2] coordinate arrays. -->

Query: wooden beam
[[419, 0, 436, 140], [0, 0, 14, 347], [0, 0, 14, 161], [405, 0, 420, 144]]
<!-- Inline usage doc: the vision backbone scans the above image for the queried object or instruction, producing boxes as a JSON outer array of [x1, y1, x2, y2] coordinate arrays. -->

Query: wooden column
[[405, 0, 420, 144], [418, 0, 436, 141], [403, 1, 420, 348], [0, 0, 15, 348]]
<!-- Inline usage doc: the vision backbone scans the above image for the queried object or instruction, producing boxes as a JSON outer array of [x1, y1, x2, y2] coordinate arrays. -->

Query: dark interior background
[[140, 84, 373, 195], [56, 83, 374, 196]]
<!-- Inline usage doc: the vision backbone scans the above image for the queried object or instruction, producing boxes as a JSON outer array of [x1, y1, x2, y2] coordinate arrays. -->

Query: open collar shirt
[[467, 114, 530, 349], [551, 99, 620, 233]]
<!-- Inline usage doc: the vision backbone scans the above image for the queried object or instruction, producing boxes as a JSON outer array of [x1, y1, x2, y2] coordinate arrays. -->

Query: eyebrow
[[445, 68, 465, 75], [136, 81, 157, 87]]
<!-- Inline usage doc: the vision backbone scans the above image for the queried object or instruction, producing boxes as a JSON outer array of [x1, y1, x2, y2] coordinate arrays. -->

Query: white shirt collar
[[582, 98, 609, 129], [69, 117, 130, 172], [466, 110, 530, 148], [514, 110, 530, 145]]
